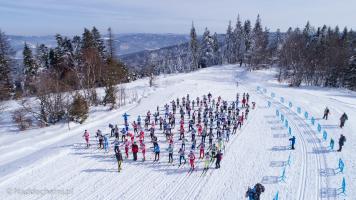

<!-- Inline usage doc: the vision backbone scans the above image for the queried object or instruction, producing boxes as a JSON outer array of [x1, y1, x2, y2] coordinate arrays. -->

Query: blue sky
[[0, 0, 355, 36]]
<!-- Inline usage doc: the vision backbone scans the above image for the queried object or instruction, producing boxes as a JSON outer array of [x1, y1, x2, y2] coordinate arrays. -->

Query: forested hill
[[8, 33, 190, 58]]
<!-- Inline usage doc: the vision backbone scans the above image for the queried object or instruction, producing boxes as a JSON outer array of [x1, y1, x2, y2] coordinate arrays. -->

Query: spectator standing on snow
[[337, 134, 346, 152], [322, 107, 330, 120], [289, 136, 296, 150], [339, 113, 348, 128]]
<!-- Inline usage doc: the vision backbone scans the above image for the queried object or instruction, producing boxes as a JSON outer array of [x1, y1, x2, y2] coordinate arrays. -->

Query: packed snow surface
[[0, 65, 354, 200]]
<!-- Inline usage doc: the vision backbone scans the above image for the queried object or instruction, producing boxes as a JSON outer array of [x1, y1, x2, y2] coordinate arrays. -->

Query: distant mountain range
[[8, 33, 190, 58]]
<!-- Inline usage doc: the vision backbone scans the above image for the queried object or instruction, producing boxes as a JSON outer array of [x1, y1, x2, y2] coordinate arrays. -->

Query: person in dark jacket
[[132, 142, 139, 161], [289, 136, 296, 150], [245, 183, 265, 200], [339, 113, 348, 128], [323, 107, 330, 120], [215, 150, 222, 169], [337, 134, 346, 152], [115, 149, 123, 172]]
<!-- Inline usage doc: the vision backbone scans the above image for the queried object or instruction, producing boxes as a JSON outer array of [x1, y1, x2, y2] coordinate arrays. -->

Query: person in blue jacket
[[103, 134, 109, 152], [154, 143, 160, 161], [289, 136, 296, 150]]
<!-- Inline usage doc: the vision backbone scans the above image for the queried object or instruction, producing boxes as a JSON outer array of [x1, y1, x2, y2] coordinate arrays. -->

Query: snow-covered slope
[[0, 65, 354, 200]]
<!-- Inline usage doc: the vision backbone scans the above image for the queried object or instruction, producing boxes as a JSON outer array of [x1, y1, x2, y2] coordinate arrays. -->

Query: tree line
[[0, 27, 129, 129], [189, 15, 356, 89]]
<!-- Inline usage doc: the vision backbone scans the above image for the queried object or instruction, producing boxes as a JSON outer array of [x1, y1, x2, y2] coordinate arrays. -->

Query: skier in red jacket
[[132, 142, 139, 161], [141, 142, 146, 161], [188, 151, 196, 169]]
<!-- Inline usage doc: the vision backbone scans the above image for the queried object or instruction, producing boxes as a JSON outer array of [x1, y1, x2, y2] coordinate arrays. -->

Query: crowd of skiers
[[82, 92, 254, 173]]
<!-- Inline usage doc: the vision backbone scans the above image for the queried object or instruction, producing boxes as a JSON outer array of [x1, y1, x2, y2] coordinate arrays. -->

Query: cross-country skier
[[113, 138, 120, 153], [211, 144, 217, 162], [167, 144, 174, 163], [96, 129, 103, 149], [83, 130, 90, 148], [154, 143, 160, 161], [188, 150, 196, 169], [225, 128, 230, 142], [322, 107, 330, 120], [233, 120, 238, 134], [181, 136, 187, 150], [132, 121, 138, 134], [337, 134, 346, 152], [191, 128, 196, 142], [204, 152, 210, 170], [115, 149, 123, 172], [289, 136, 296, 150], [339, 113, 348, 128], [215, 150, 222, 169], [109, 123, 115, 137], [120, 128, 126, 141], [178, 148, 186, 166], [132, 142, 139, 161], [252, 102, 256, 109], [198, 142, 205, 159], [124, 139, 130, 158], [103, 134, 109, 152], [201, 127, 207, 143], [141, 142, 146, 161]]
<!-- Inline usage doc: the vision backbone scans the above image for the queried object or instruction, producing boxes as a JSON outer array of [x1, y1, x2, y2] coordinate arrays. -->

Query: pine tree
[[233, 15, 245, 65], [250, 14, 265, 67], [346, 56, 356, 90], [71, 35, 82, 73], [212, 32, 221, 65], [0, 30, 13, 100], [243, 20, 252, 65], [23, 42, 37, 77], [69, 93, 89, 124], [107, 27, 115, 60], [35, 44, 49, 70], [190, 22, 199, 71], [91, 27, 106, 59], [224, 21, 234, 64], [199, 27, 214, 68], [269, 28, 283, 64], [82, 28, 95, 50], [105, 28, 127, 84]]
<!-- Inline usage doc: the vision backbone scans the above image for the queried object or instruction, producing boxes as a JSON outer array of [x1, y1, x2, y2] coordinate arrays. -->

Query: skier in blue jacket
[[154, 143, 160, 161], [103, 134, 109, 152]]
